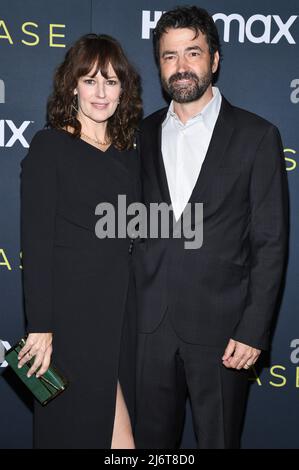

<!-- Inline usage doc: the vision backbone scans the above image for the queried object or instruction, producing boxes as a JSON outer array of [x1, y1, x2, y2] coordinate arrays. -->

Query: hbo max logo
[[0, 79, 4, 103], [0, 80, 32, 147], [142, 11, 298, 44], [0, 340, 11, 367], [0, 120, 32, 148], [290, 79, 299, 104]]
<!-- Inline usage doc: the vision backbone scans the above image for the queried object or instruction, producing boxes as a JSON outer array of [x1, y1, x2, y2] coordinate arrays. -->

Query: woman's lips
[[92, 103, 109, 109]]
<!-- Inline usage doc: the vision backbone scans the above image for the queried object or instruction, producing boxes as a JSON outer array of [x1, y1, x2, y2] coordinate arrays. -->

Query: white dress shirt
[[162, 86, 222, 221]]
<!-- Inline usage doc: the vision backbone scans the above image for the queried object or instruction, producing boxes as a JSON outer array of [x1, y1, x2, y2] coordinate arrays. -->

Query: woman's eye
[[84, 79, 95, 85], [107, 80, 118, 86]]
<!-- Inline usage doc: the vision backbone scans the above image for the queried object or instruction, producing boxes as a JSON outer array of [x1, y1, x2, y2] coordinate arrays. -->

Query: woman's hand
[[18, 333, 53, 378]]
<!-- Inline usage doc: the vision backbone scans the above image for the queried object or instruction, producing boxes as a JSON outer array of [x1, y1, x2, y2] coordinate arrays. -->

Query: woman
[[18, 33, 142, 449]]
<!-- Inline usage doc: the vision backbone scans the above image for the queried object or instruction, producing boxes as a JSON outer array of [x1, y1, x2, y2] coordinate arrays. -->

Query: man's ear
[[212, 51, 220, 74]]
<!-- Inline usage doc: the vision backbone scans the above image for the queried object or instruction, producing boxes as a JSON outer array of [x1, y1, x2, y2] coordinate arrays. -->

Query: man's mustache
[[168, 72, 199, 85]]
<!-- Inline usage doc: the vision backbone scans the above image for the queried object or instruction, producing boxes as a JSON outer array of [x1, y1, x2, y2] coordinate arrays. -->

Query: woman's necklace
[[81, 132, 110, 146]]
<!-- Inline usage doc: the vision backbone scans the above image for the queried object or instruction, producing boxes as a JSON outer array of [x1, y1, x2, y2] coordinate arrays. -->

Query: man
[[134, 6, 289, 449]]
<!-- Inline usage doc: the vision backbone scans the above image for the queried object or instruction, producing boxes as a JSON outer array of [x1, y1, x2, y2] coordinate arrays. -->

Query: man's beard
[[162, 69, 212, 103]]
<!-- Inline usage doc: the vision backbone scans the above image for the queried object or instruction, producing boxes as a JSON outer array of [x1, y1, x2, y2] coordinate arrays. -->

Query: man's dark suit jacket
[[134, 96, 289, 350]]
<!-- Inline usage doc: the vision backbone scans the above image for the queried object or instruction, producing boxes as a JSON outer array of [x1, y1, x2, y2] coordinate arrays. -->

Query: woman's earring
[[72, 94, 79, 113]]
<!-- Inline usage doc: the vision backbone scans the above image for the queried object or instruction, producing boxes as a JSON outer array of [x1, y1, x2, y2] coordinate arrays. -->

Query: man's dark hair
[[153, 5, 221, 65]]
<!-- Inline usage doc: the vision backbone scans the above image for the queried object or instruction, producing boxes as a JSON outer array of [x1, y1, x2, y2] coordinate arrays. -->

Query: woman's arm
[[19, 130, 57, 376]]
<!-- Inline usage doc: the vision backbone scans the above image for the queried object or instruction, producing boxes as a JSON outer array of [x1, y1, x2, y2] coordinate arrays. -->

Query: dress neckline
[[54, 128, 114, 154]]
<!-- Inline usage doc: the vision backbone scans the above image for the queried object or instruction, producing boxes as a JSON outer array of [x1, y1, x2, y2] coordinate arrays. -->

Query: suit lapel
[[189, 96, 235, 204], [149, 97, 236, 211], [152, 110, 172, 205]]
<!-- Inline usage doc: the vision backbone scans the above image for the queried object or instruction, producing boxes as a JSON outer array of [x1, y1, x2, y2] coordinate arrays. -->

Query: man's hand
[[222, 339, 261, 370]]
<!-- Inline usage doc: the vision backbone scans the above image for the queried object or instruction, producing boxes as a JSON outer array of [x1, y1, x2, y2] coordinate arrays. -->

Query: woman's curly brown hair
[[47, 33, 142, 150]]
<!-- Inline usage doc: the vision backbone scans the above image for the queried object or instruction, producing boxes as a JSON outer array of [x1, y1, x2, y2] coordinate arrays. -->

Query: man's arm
[[223, 125, 289, 368]]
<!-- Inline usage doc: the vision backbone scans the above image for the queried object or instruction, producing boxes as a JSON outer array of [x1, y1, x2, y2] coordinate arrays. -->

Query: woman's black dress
[[20, 128, 138, 449]]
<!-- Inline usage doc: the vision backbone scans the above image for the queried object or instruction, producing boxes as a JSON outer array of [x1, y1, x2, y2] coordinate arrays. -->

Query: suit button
[[129, 239, 134, 254]]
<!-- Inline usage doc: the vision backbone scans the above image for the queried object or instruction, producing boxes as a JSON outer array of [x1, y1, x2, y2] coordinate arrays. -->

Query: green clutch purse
[[5, 338, 68, 406]]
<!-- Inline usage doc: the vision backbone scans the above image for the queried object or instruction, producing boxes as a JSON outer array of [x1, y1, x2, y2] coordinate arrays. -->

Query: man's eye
[[164, 55, 175, 61]]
